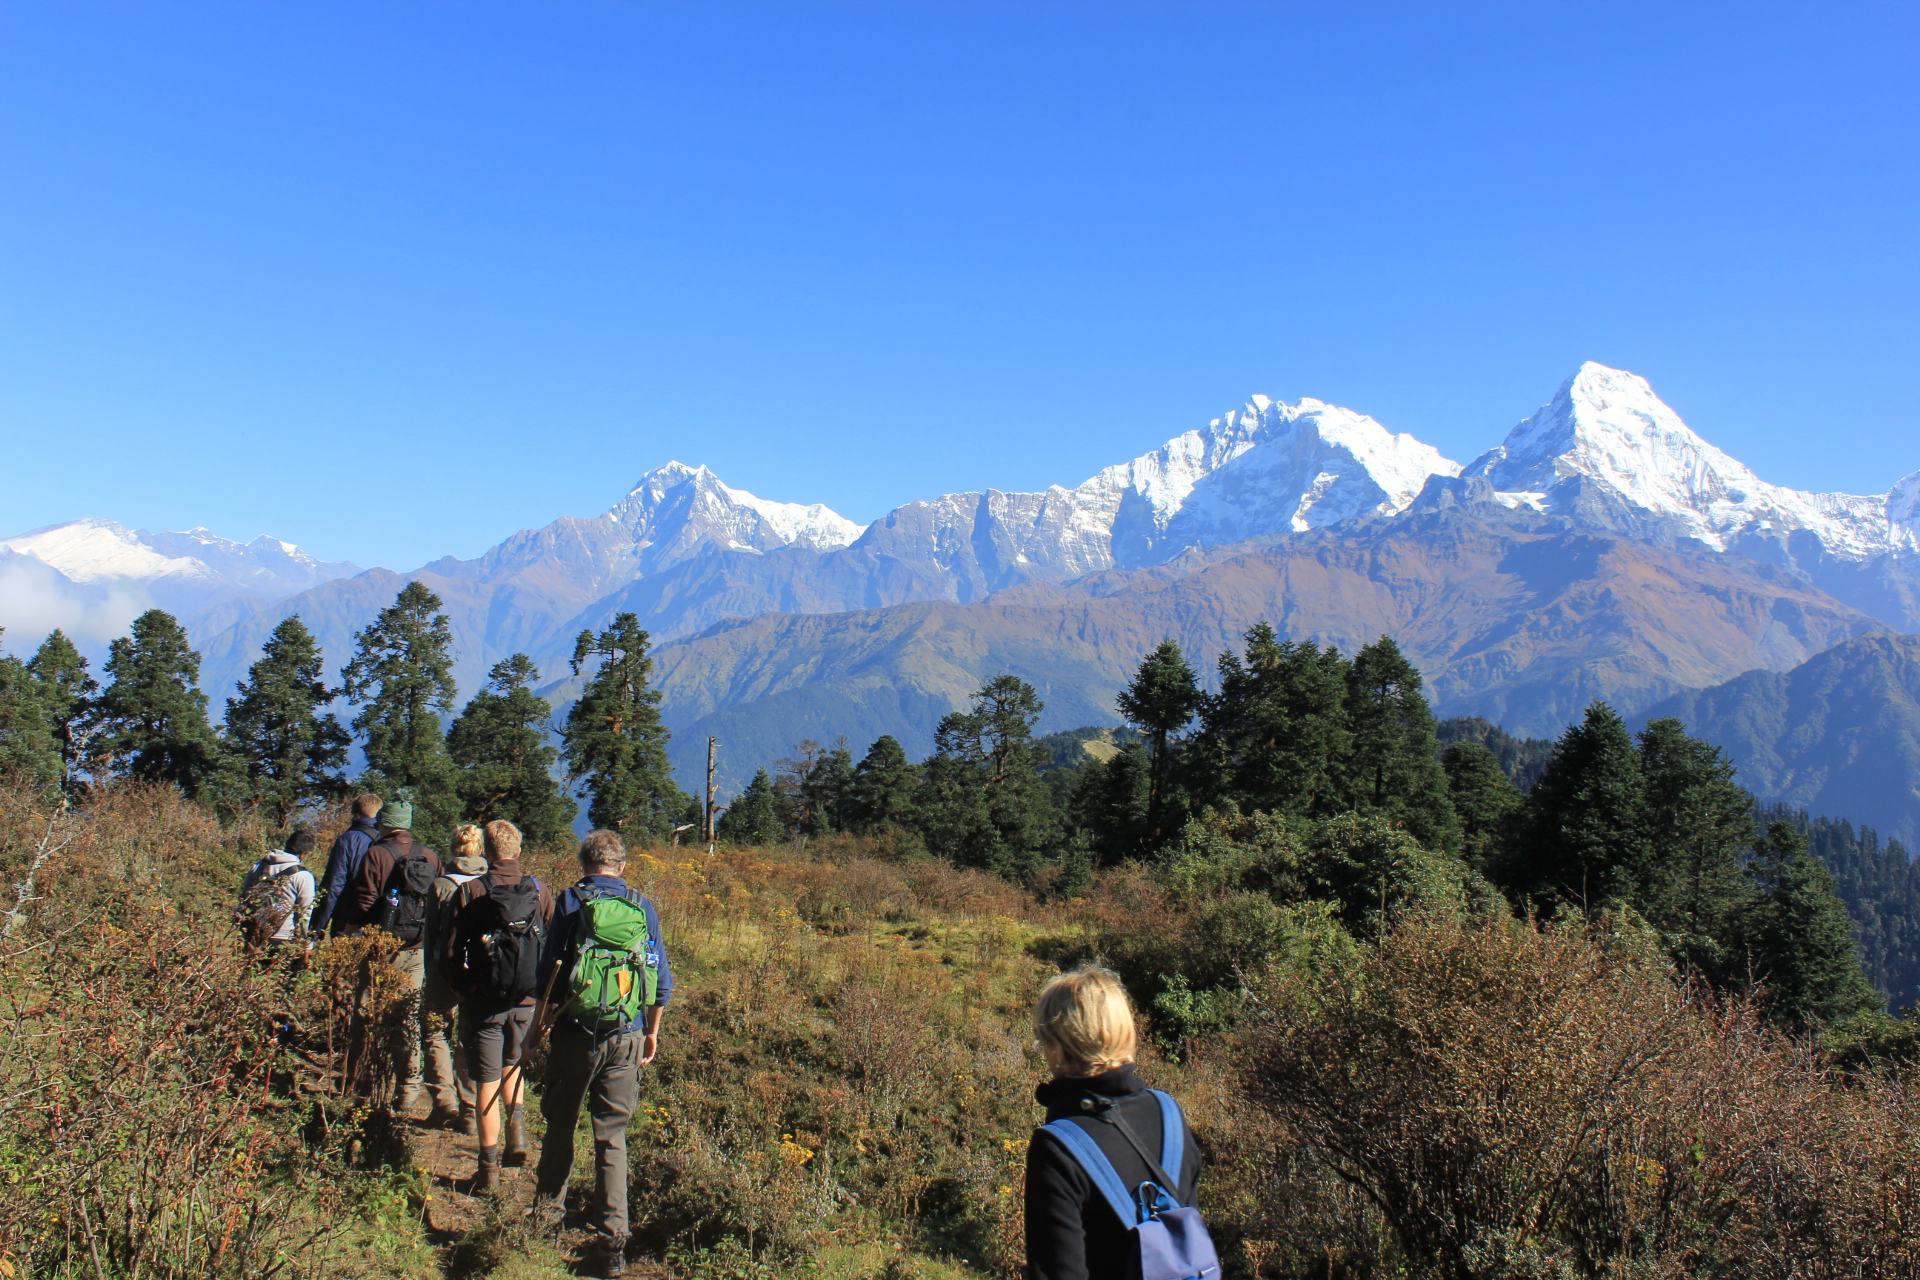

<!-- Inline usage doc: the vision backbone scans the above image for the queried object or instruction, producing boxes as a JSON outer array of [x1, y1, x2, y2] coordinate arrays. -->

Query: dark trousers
[[535, 1024, 642, 1242]]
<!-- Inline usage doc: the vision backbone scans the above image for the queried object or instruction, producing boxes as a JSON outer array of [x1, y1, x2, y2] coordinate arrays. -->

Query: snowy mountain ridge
[[1467, 363, 1920, 559]]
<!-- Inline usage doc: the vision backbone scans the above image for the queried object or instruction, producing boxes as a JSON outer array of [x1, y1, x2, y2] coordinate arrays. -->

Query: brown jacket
[[439, 859, 554, 1007], [349, 830, 443, 940]]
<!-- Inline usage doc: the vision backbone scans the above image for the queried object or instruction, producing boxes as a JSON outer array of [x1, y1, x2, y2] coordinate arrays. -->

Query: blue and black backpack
[[1039, 1090, 1221, 1280]]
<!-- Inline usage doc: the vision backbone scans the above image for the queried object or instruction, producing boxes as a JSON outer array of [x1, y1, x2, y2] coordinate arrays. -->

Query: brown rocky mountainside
[[628, 505, 1885, 790]]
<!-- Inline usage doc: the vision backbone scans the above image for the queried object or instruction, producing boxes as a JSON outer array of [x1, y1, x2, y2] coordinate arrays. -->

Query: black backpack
[[455, 876, 546, 1003], [378, 846, 438, 945]]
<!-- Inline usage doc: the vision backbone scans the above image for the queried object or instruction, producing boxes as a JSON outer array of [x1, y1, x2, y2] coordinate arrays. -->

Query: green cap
[[377, 789, 415, 830]]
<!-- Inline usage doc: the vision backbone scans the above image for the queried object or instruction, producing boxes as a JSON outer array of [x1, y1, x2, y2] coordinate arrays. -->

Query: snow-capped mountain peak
[[610, 462, 865, 555], [0, 518, 214, 584], [1466, 362, 1917, 559]]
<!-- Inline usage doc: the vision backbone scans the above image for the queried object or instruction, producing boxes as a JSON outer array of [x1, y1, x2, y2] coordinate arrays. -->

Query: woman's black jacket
[[1023, 1065, 1202, 1280]]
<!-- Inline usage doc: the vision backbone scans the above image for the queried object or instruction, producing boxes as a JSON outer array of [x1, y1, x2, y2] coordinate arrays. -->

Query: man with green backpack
[[530, 829, 674, 1280]]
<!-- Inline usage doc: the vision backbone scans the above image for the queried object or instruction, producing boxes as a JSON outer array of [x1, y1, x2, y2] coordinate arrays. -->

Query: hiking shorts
[[461, 1004, 534, 1083]]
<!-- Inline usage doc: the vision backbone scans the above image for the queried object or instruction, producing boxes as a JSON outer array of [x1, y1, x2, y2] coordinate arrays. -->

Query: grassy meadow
[[3, 783, 1918, 1278]]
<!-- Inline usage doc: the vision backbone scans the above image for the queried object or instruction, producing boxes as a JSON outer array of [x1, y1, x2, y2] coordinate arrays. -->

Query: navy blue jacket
[[537, 874, 673, 1034], [311, 817, 378, 935]]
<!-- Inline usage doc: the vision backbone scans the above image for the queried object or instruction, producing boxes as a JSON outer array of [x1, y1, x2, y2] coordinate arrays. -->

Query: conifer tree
[[1636, 718, 1757, 959], [1343, 636, 1461, 851], [26, 630, 96, 787], [1188, 624, 1352, 818], [448, 653, 578, 846], [716, 767, 783, 845], [91, 609, 227, 798], [223, 615, 349, 824], [1115, 639, 1202, 846], [0, 632, 62, 789], [341, 582, 459, 840], [1742, 821, 1882, 1030], [1072, 741, 1151, 865], [844, 735, 920, 833], [560, 613, 687, 840], [917, 674, 1058, 877], [1502, 701, 1651, 908], [775, 739, 854, 835], [1441, 741, 1523, 868]]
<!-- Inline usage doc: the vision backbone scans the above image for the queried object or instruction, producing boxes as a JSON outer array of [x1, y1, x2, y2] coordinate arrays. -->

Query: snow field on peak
[[0, 520, 216, 584]]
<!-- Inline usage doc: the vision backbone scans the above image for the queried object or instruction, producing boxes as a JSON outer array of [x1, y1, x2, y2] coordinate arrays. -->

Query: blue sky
[[3, 1, 1915, 569]]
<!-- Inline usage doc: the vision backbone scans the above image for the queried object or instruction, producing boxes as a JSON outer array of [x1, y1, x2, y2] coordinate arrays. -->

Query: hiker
[[1024, 965, 1214, 1280], [531, 830, 673, 1279], [442, 819, 552, 1195], [311, 793, 382, 937], [235, 828, 318, 954], [420, 822, 488, 1132], [349, 791, 443, 1112]]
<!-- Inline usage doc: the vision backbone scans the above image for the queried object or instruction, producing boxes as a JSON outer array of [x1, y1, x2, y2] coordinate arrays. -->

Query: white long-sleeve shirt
[[237, 851, 317, 941]]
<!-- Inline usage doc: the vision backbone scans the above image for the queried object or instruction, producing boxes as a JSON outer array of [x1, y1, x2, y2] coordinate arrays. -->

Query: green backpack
[[560, 885, 659, 1031]]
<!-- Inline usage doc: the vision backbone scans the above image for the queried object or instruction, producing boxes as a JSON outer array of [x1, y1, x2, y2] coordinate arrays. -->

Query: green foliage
[[915, 675, 1058, 878], [1764, 804, 1920, 1013], [1343, 636, 1461, 851], [717, 767, 784, 845], [222, 614, 350, 823], [1435, 715, 1553, 790], [1071, 741, 1150, 864], [560, 612, 688, 840], [1501, 701, 1652, 908], [1634, 716, 1758, 980], [0, 630, 63, 790], [773, 738, 855, 835], [341, 582, 460, 841], [844, 734, 921, 834], [90, 609, 228, 799], [447, 652, 578, 845], [1441, 741, 1522, 868], [1742, 821, 1885, 1030], [1116, 638, 1202, 844], [1187, 624, 1353, 819]]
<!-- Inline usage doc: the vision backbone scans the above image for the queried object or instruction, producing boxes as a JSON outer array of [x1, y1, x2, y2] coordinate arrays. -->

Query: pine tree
[[1343, 636, 1461, 851], [1188, 624, 1352, 819], [560, 613, 688, 840], [1441, 741, 1523, 868], [1742, 821, 1883, 1030], [1115, 639, 1202, 847], [844, 735, 920, 833], [917, 674, 1059, 877], [1072, 741, 1151, 864], [91, 609, 228, 798], [0, 632, 62, 789], [223, 615, 349, 824], [1636, 718, 1757, 963], [1502, 701, 1651, 909], [775, 739, 854, 835], [26, 630, 96, 788], [716, 767, 783, 845], [340, 582, 460, 841], [448, 653, 578, 846]]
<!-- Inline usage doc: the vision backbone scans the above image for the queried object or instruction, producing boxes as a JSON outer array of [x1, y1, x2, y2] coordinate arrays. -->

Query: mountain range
[[4, 361, 1916, 798]]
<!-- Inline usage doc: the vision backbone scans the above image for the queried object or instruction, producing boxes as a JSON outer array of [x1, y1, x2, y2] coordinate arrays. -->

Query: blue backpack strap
[[1150, 1090, 1185, 1200], [1040, 1120, 1139, 1227]]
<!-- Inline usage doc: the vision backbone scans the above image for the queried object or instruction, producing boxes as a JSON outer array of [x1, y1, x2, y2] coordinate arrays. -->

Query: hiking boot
[[503, 1109, 530, 1167], [458, 1104, 477, 1137], [394, 1085, 424, 1117], [474, 1145, 503, 1198], [424, 1103, 461, 1131], [589, 1237, 629, 1279], [528, 1192, 565, 1238]]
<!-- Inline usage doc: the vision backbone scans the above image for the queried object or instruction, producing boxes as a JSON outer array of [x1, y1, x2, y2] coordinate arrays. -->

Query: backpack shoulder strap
[[1150, 1090, 1186, 1198], [1039, 1119, 1138, 1227]]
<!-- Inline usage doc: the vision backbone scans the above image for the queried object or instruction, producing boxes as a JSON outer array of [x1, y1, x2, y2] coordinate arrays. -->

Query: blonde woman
[[1025, 966, 1214, 1280], [419, 824, 489, 1131]]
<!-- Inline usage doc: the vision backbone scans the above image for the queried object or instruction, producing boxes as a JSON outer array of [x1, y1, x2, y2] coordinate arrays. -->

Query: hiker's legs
[[420, 979, 462, 1116], [391, 946, 425, 1105], [466, 1004, 532, 1150], [587, 1030, 642, 1244], [534, 1025, 593, 1209]]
